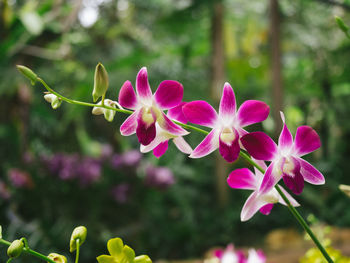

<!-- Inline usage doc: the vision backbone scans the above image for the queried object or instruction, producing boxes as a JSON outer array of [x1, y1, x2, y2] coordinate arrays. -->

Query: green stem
[[0, 238, 57, 263], [75, 239, 80, 263], [37, 78, 132, 115], [36, 76, 333, 263]]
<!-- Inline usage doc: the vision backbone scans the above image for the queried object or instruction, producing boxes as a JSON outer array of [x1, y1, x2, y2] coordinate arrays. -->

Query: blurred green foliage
[[1, 0, 350, 262]]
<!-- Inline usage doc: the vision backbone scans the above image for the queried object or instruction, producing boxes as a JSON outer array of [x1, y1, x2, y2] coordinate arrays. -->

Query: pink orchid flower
[[140, 102, 192, 158], [227, 160, 299, 221], [118, 67, 189, 146], [182, 83, 269, 162], [214, 244, 245, 263], [241, 112, 325, 195], [246, 249, 266, 263]]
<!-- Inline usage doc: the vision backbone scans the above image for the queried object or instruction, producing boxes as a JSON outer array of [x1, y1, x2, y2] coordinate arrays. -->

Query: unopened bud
[[44, 93, 62, 109], [16, 65, 37, 85], [92, 63, 109, 102], [7, 239, 24, 258], [92, 99, 116, 122], [134, 255, 152, 263], [69, 226, 87, 252], [48, 253, 67, 263], [335, 16, 349, 33]]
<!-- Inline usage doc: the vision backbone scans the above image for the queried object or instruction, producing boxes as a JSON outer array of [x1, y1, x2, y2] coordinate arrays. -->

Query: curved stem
[[0, 238, 56, 263], [36, 76, 333, 263], [75, 239, 80, 263]]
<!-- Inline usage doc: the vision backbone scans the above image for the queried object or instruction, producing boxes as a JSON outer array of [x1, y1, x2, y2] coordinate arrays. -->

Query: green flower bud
[[335, 16, 348, 33], [69, 226, 87, 252], [134, 255, 152, 263], [0, 225, 2, 239], [7, 239, 24, 258], [48, 253, 67, 263], [44, 93, 62, 109], [92, 63, 109, 102], [16, 65, 38, 85]]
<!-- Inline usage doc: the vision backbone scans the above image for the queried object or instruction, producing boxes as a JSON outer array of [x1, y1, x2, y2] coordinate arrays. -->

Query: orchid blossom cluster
[[15, 64, 332, 262], [88, 65, 324, 221], [17, 64, 326, 222]]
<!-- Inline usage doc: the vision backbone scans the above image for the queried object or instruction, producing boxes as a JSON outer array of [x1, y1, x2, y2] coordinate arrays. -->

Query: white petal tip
[[280, 111, 285, 123]]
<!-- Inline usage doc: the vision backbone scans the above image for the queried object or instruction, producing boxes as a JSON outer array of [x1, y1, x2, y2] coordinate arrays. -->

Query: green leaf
[[107, 238, 124, 257], [97, 255, 115, 263]]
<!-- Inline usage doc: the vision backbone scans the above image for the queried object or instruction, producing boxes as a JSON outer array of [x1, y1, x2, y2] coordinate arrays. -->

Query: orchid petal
[[283, 169, 304, 195], [294, 126, 321, 156], [136, 109, 156, 145], [277, 185, 300, 207], [278, 112, 293, 150], [154, 80, 183, 109], [140, 133, 169, 153], [259, 163, 281, 194], [219, 82, 236, 118], [173, 136, 192, 154], [237, 100, 269, 127], [136, 67, 152, 101], [299, 158, 325, 185], [219, 134, 240, 163], [158, 112, 189, 136], [259, 204, 274, 215], [227, 168, 256, 190], [241, 132, 277, 161], [118, 80, 138, 109], [241, 192, 267, 222], [183, 101, 218, 128], [190, 130, 219, 158], [120, 111, 138, 136], [168, 102, 187, 124], [153, 141, 169, 158]]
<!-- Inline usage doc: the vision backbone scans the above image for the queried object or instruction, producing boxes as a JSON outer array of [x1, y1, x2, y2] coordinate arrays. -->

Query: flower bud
[[44, 93, 62, 109], [134, 255, 152, 263], [7, 239, 24, 258], [92, 63, 109, 102], [69, 226, 87, 252], [92, 99, 116, 122], [48, 253, 67, 263], [16, 65, 38, 85], [335, 16, 349, 34], [0, 225, 2, 239]]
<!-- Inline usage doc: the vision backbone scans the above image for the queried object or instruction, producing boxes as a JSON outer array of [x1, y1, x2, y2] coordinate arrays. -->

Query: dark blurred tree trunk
[[210, 0, 229, 207], [270, 0, 283, 136]]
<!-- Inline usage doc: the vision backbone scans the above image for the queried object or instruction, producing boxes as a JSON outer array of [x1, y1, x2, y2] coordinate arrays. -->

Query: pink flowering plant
[[0, 64, 335, 263]]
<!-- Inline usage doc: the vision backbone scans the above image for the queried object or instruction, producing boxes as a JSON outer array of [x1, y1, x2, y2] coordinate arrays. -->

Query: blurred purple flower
[[0, 180, 11, 199], [111, 183, 130, 204], [7, 168, 34, 189], [100, 144, 114, 160], [121, 150, 142, 166], [110, 154, 123, 169], [77, 157, 102, 186], [145, 165, 175, 189], [110, 150, 142, 169], [57, 154, 79, 180]]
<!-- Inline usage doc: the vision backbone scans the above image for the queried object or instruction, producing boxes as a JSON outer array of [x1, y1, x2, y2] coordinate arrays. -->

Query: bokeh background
[[1, 0, 350, 262]]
